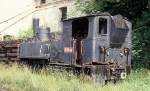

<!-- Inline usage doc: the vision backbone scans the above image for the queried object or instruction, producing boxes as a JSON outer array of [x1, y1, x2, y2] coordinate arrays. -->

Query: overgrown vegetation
[[19, 28, 33, 40], [76, 0, 150, 69], [3, 35, 15, 41], [0, 64, 149, 91]]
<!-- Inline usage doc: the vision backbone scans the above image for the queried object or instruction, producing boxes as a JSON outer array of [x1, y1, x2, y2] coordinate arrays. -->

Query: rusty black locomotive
[[19, 13, 132, 84]]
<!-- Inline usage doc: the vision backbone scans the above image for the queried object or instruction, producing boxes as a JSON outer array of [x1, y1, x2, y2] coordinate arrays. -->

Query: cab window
[[99, 18, 107, 35]]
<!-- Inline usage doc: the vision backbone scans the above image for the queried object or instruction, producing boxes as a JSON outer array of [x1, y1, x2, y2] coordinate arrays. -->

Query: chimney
[[33, 18, 40, 38]]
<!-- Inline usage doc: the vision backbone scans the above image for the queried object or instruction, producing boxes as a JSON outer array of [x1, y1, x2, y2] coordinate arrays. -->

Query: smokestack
[[33, 18, 40, 38], [33, 18, 51, 41]]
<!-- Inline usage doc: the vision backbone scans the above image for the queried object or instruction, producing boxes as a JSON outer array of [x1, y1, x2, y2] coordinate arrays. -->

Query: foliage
[[76, 0, 149, 20], [0, 64, 150, 91], [3, 35, 15, 41], [132, 10, 150, 69], [19, 28, 33, 40], [76, 0, 105, 14]]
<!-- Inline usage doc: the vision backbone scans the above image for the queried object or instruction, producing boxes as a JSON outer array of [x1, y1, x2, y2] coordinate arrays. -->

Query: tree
[[133, 10, 150, 68], [76, 0, 149, 20]]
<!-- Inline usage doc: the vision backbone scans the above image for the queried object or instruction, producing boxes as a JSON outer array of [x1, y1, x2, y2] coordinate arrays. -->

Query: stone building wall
[[34, 0, 84, 33]]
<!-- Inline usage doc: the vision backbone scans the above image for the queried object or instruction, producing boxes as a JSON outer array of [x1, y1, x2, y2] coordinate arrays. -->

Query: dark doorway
[[72, 18, 89, 65], [72, 18, 89, 39]]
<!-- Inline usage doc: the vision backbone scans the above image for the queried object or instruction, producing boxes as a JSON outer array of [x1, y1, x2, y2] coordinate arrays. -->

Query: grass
[[0, 64, 149, 91]]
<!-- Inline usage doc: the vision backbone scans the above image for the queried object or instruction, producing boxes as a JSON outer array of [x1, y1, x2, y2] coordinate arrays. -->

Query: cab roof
[[63, 13, 112, 21]]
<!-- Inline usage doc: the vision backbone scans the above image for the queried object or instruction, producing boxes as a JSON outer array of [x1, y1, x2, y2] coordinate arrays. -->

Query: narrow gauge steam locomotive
[[19, 13, 132, 84]]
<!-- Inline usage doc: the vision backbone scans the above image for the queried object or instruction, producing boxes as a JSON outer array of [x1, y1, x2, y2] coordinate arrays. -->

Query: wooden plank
[[0, 58, 8, 61], [0, 53, 6, 57], [6, 53, 18, 57], [4, 44, 20, 48], [10, 58, 19, 61], [11, 49, 18, 51], [6, 49, 18, 53]]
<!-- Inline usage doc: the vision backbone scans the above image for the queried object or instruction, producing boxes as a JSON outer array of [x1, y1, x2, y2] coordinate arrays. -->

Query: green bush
[[19, 28, 33, 40], [3, 35, 15, 41]]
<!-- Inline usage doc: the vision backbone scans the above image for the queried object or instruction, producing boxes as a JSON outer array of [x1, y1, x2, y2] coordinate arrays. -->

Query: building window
[[99, 18, 107, 35], [41, 0, 46, 4], [60, 7, 67, 20]]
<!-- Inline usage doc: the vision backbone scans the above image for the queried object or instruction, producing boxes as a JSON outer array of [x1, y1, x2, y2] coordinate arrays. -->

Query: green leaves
[[3, 35, 15, 41], [132, 9, 150, 69], [76, 0, 149, 20], [19, 28, 33, 40]]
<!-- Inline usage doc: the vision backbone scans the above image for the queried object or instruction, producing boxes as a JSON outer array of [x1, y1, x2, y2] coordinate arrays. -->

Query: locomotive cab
[[62, 14, 131, 83], [62, 14, 131, 67]]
